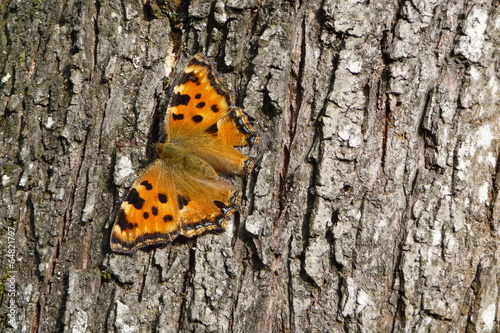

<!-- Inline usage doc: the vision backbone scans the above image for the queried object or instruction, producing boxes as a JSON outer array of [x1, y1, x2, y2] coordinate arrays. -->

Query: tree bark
[[1, 0, 499, 332]]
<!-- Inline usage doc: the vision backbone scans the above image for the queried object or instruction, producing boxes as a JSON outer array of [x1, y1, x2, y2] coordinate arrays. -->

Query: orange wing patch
[[110, 54, 259, 255]]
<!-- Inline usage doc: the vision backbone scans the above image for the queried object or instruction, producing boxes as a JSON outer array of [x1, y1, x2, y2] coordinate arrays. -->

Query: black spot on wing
[[172, 113, 184, 120], [195, 93, 202, 99], [152, 206, 158, 215], [213, 200, 227, 209], [140, 180, 153, 190], [125, 188, 145, 210], [205, 123, 218, 134], [211, 104, 219, 113], [196, 102, 206, 108], [163, 214, 173, 222], [171, 92, 191, 107], [177, 195, 189, 210], [192, 115, 203, 123], [158, 193, 168, 203], [143, 212, 149, 219], [115, 210, 138, 230]]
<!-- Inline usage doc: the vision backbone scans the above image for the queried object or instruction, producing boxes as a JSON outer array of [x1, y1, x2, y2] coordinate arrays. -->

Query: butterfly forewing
[[166, 55, 231, 141], [110, 161, 180, 254]]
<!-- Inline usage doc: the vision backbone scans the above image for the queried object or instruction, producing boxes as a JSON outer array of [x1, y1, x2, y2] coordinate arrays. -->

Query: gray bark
[[1, 0, 499, 332]]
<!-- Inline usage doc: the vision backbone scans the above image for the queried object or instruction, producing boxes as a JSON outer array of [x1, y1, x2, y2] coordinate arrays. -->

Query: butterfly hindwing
[[172, 168, 241, 238]]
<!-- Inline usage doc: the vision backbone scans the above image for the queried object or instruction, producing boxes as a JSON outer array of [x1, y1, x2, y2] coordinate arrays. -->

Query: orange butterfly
[[110, 54, 258, 254]]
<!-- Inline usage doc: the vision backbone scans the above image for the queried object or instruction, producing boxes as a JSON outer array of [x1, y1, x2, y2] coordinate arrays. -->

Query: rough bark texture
[[1, 0, 499, 332]]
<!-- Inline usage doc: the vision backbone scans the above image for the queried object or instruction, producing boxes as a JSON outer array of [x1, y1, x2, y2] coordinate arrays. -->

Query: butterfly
[[110, 54, 259, 255]]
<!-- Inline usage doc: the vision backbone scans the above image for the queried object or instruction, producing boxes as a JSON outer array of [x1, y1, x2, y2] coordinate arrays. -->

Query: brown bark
[[1, 0, 499, 332]]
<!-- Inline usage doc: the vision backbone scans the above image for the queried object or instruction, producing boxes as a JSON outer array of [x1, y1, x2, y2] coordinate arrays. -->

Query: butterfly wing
[[110, 159, 240, 254], [166, 54, 258, 175], [171, 161, 241, 238], [110, 160, 180, 254]]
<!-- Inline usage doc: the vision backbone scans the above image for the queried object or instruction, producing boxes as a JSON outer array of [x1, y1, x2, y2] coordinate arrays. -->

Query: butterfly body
[[110, 54, 258, 255], [156, 143, 217, 178]]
